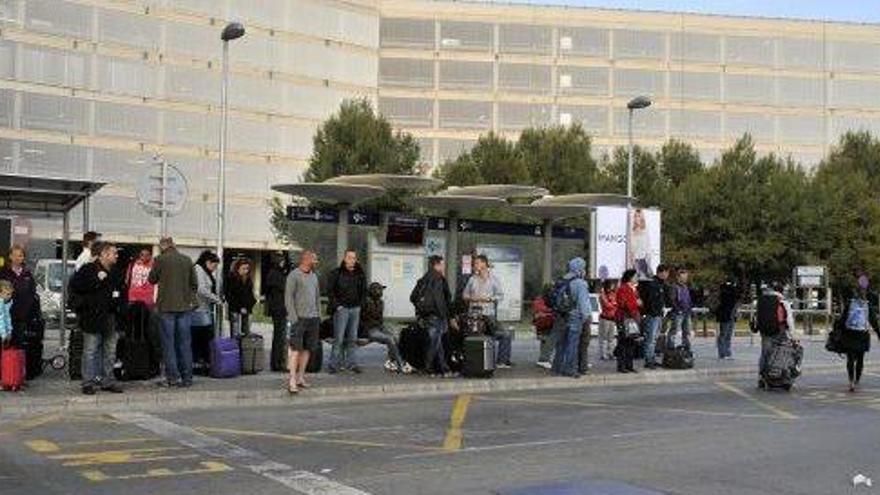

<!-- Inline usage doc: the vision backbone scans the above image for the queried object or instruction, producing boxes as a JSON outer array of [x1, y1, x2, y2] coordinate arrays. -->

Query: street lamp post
[[217, 21, 244, 335], [626, 95, 652, 271]]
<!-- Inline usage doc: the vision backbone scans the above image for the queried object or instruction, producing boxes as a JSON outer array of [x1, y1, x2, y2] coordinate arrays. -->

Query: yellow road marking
[[482, 396, 779, 419], [715, 381, 799, 420], [198, 426, 442, 452], [64, 438, 161, 447], [24, 439, 60, 453], [80, 461, 233, 482], [442, 394, 473, 451]]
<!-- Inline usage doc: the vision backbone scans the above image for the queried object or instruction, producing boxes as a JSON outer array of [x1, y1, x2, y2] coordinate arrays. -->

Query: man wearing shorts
[[284, 250, 321, 394]]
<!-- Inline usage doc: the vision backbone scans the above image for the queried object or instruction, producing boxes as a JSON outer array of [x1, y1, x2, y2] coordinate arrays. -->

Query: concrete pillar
[[446, 212, 459, 293], [542, 219, 553, 286], [337, 205, 349, 265]]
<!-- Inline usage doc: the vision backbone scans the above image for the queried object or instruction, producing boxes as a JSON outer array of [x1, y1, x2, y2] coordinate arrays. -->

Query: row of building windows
[[380, 18, 880, 73]]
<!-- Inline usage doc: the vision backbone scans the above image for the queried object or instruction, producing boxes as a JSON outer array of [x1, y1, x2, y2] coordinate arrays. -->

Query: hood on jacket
[[568, 257, 587, 277], [338, 260, 364, 275]]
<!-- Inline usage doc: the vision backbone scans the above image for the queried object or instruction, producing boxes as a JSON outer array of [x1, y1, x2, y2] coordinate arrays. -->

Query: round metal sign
[[136, 161, 189, 217]]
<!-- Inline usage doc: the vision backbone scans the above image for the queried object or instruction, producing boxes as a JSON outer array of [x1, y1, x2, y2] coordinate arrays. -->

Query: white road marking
[[113, 412, 370, 495]]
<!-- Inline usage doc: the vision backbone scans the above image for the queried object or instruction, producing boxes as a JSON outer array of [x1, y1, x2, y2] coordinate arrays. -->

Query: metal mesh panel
[[557, 105, 607, 134], [0, 138, 13, 173], [438, 100, 492, 130], [669, 109, 721, 140], [499, 24, 552, 55], [613, 29, 665, 60], [831, 41, 880, 72], [725, 73, 775, 105], [277, 122, 315, 158], [162, 109, 218, 149], [226, 203, 273, 241], [558, 27, 608, 58], [95, 102, 158, 142], [670, 32, 720, 63], [438, 138, 475, 163], [777, 114, 825, 145], [0, 89, 13, 128], [0, 0, 19, 26], [614, 68, 665, 99], [832, 114, 880, 141], [380, 18, 434, 49], [832, 79, 880, 109], [379, 58, 434, 88], [165, 21, 222, 60], [229, 35, 279, 71], [439, 60, 493, 90], [558, 66, 608, 96], [25, 0, 92, 39], [416, 137, 434, 166], [778, 38, 824, 70], [0, 40, 12, 79], [284, 42, 377, 87], [284, 83, 350, 119], [498, 63, 552, 93], [91, 195, 156, 236], [669, 71, 720, 101], [497, 102, 552, 130], [378, 96, 433, 128], [777, 76, 824, 106], [91, 148, 152, 187], [230, 0, 285, 31], [19, 44, 90, 89], [21, 93, 89, 134], [228, 118, 278, 155], [171, 0, 226, 19], [613, 108, 666, 137], [725, 36, 775, 66], [725, 112, 774, 143], [225, 161, 273, 196], [98, 9, 161, 51], [287, 0, 378, 48], [18, 139, 89, 178], [228, 74, 282, 114], [439, 21, 493, 51], [165, 65, 219, 106], [97, 56, 157, 98], [785, 151, 823, 168]]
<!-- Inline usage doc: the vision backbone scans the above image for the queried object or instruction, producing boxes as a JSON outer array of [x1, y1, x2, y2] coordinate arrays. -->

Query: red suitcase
[[1, 347, 25, 391]]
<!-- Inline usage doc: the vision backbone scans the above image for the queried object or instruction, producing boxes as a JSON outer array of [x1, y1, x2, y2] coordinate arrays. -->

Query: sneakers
[[535, 361, 552, 370], [383, 360, 398, 373], [401, 362, 414, 374], [497, 363, 512, 369], [81, 384, 97, 395]]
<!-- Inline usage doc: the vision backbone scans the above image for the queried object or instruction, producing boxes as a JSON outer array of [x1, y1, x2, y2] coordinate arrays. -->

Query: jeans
[[160, 311, 193, 384], [366, 326, 404, 369], [82, 325, 118, 387], [717, 321, 735, 358], [643, 316, 663, 364], [598, 319, 616, 360], [577, 323, 591, 374], [487, 318, 513, 365], [670, 312, 692, 350], [424, 316, 450, 374], [538, 328, 558, 363], [330, 306, 360, 371], [553, 315, 583, 376]]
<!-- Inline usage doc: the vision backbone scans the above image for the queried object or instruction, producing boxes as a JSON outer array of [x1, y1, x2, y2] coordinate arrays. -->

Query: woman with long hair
[[225, 258, 256, 336], [191, 250, 220, 373], [837, 278, 880, 392], [615, 269, 642, 373]]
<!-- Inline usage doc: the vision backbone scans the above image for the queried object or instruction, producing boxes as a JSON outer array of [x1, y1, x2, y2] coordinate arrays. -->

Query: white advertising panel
[[476, 244, 523, 322], [368, 234, 426, 319], [591, 207, 661, 280]]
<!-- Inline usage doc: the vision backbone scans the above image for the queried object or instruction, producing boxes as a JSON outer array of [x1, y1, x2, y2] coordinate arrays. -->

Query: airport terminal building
[[3, 0, 880, 252]]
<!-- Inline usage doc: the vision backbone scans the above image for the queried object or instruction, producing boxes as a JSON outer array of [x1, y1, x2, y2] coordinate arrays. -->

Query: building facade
[[4, 0, 880, 252]]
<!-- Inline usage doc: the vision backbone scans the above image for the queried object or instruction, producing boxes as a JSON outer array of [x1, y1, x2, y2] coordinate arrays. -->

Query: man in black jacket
[[327, 249, 367, 374], [264, 252, 289, 371], [639, 264, 670, 369], [70, 241, 124, 395], [410, 255, 452, 376]]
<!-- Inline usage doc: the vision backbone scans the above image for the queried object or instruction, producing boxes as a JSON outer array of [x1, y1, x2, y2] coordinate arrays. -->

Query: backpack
[[549, 278, 575, 315], [410, 276, 433, 317], [756, 294, 784, 336], [845, 298, 869, 331]]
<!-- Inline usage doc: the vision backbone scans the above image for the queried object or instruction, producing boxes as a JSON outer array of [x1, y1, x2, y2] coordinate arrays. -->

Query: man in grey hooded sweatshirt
[[551, 257, 592, 378]]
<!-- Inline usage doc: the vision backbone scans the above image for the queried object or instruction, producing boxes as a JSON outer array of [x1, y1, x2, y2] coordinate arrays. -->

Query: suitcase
[[655, 333, 667, 356], [23, 339, 43, 380], [306, 341, 323, 374], [68, 329, 84, 381], [462, 335, 495, 378], [398, 322, 428, 371], [210, 337, 241, 379], [114, 305, 159, 381], [239, 334, 265, 375], [1, 347, 26, 391], [662, 346, 694, 370], [761, 337, 802, 390]]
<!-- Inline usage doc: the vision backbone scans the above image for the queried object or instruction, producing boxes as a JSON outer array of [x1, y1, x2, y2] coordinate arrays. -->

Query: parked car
[[588, 293, 600, 337], [34, 259, 76, 324]]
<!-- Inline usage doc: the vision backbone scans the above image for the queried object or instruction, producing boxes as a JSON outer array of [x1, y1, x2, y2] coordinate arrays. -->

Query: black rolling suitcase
[[240, 333, 265, 375], [462, 335, 495, 378], [305, 341, 323, 373], [68, 328, 83, 380], [114, 303, 159, 381], [761, 337, 802, 391], [662, 345, 694, 370]]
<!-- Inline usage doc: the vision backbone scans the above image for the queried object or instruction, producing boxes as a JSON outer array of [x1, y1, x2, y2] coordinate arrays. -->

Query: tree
[[602, 145, 664, 207], [517, 125, 606, 195], [658, 139, 704, 188], [434, 133, 528, 187], [303, 98, 420, 182]]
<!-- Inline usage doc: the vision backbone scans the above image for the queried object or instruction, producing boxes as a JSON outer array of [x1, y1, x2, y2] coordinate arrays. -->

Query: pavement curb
[[0, 363, 849, 417]]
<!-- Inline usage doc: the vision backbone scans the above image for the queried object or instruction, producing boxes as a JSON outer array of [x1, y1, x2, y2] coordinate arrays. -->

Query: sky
[[491, 0, 880, 24]]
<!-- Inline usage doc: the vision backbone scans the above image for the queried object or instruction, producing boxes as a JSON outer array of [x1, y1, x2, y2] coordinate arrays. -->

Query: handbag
[[825, 323, 845, 354], [624, 318, 641, 337]]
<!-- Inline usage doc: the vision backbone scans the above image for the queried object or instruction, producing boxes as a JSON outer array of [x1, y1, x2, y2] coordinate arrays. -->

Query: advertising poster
[[475, 244, 523, 322], [368, 234, 426, 318], [591, 207, 661, 280]]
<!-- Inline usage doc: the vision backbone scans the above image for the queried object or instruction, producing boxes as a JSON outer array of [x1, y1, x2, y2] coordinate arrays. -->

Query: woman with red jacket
[[598, 279, 618, 361], [533, 285, 556, 369], [615, 269, 642, 373]]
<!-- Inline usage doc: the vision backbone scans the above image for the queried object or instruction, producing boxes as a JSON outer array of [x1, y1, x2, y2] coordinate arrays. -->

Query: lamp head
[[627, 96, 652, 110], [221, 22, 245, 41]]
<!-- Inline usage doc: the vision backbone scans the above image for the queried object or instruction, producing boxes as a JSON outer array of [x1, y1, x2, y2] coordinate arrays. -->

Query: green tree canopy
[[434, 132, 528, 186], [303, 98, 420, 182], [517, 125, 606, 195]]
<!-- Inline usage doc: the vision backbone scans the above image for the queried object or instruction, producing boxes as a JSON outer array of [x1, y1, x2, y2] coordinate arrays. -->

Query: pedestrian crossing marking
[[24, 440, 60, 453], [79, 461, 233, 482]]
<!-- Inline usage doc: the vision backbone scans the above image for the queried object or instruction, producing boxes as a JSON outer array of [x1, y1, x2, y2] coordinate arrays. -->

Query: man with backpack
[[410, 256, 453, 377], [639, 264, 669, 369], [550, 257, 592, 379], [752, 284, 796, 389]]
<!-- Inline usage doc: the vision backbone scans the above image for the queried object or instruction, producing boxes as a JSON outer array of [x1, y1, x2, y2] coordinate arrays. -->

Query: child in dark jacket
[[359, 283, 409, 373]]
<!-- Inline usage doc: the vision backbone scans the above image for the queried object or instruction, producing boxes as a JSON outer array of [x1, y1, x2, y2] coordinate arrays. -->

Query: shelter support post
[[60, 211, 69, 348], [447, 212, 459, 293], [542, 219, 553, 287], [337, 205, 349, 265]]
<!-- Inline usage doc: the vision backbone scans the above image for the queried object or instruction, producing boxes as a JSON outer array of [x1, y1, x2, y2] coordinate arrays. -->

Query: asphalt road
[[2, 369, 879, 495]]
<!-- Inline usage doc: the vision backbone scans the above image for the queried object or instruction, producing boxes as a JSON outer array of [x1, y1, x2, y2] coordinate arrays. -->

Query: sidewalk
[[0, 331, 851, 418]]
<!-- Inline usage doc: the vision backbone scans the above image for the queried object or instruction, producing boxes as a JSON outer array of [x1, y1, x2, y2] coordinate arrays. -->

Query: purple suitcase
[[210, 337, 241, 379]]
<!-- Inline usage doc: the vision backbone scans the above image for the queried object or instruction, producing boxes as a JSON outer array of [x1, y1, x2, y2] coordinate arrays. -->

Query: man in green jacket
[[149, 237, 197, 387]]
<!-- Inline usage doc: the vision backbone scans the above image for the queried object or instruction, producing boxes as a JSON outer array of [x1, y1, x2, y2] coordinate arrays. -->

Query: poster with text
[[368, 234, 426, 318], [476, 244, 523, 321], [591, 207, 661, 280]]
